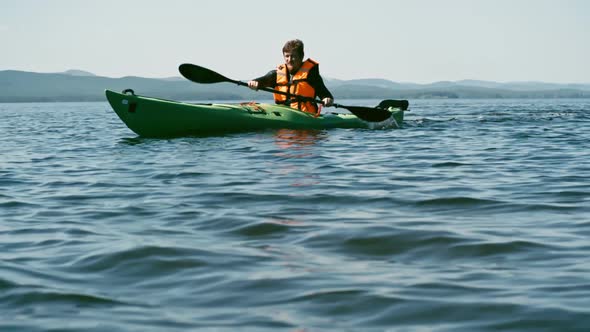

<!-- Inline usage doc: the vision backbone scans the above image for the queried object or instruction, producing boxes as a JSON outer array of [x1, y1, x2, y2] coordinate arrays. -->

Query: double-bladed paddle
[[178, 63, 401, 122]]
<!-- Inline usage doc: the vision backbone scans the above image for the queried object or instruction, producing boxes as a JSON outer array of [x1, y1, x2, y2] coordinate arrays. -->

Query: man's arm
[[309, 65, 333, 100], [251, 70, 277, 89]]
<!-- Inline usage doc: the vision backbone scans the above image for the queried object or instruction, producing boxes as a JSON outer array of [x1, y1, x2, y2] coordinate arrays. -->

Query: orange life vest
[[274, 59, 319, 115]]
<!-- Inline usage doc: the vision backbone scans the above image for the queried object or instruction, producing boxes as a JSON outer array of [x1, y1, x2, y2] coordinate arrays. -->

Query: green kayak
[[105, 89, 404, 137]]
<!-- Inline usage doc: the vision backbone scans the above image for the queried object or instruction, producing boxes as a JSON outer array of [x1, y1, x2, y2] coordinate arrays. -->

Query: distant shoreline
[[2, 69, 590, 103]]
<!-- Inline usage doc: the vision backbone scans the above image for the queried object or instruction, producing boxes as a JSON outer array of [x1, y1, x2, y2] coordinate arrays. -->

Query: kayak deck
[[105, 89, 404, 137]]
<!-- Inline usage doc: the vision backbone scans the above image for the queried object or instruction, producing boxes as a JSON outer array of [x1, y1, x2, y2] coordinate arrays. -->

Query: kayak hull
[[105, 89, 404, 137]]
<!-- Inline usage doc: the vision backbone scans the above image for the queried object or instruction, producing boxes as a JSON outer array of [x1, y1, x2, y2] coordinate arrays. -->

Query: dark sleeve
[[309, 65, 334, 100], [253, 70, 277, 88]]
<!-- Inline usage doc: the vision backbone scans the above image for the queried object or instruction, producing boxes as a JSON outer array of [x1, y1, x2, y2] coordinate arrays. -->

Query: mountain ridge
[[1, 69, 590, 102]]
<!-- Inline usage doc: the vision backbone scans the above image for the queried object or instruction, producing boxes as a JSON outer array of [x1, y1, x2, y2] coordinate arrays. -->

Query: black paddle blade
[[377, 99, 409, 110], [339, 105, 393, 122], [179, 63, 233, 84]]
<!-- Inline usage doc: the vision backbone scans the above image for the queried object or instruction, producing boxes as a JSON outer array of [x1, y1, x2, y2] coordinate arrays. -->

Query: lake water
[[1, 98, 589, 331]]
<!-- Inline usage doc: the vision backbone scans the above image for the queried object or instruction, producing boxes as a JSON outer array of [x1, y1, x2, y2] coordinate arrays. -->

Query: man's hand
[[248, 81, 259, 90]]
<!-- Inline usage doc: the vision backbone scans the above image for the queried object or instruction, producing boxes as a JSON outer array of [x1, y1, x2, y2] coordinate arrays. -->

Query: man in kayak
[[248, 39, 334, 115]]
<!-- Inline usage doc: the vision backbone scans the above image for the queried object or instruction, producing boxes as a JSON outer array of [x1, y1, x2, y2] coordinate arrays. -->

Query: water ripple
[[1, 99, 589, 331]]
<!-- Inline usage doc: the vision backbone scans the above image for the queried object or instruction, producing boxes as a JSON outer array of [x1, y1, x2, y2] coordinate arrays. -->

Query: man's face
[[283, 51, 303, 73]]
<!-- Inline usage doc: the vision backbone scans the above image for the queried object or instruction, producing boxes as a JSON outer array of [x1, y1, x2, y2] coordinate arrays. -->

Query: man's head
[[282, 39, 304, 59], [282, 39, 304, 73]]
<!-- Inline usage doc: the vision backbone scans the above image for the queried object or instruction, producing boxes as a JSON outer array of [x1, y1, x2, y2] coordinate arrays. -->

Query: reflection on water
[[272, 129, 327, 187], [274, 129, 326, 154]]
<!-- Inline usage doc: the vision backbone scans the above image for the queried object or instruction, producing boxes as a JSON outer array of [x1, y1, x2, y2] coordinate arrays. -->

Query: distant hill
[[0, 70, 257, 102], [61, 69, 96, 77], [1, 69, 589, 102]]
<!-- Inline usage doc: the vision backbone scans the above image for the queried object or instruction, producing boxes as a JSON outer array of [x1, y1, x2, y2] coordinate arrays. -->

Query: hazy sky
[[1, 0, 588, 83]]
